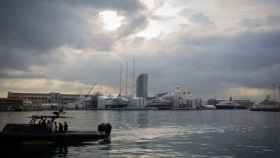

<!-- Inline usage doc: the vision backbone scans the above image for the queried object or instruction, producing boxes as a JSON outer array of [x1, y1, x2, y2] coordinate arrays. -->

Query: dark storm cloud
[[241, 15, 280, 29], [190, 13, 213, 25], [220, 31, 280, 71], [67, 0, 144, 13], [0, 0, 90, 50], [255, 0, 280, 6], [0, 0, 146, 78], [116, 28, 280, 97], [0, 0, 90, 74], [85, 27, 279, 96], [1, 0, 279, 99], [166, 29, 280, 92], [0, 69, 47, 79]]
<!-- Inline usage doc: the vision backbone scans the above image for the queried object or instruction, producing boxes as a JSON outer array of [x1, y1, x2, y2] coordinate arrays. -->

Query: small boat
[[215, 101, 242, 109], [0, 111, 112, 145], [215, 96, 248, 110], [250, 99, 280, 112], [201, 104, 216, 110], [250, 104, 280, 112]]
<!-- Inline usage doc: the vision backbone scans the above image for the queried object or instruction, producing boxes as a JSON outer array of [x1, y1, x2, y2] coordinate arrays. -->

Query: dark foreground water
[[0, 110, 280, 158]]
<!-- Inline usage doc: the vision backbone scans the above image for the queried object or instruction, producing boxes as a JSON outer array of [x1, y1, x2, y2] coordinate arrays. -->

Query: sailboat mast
[[125, 61, 128, 96], [132, 57, 135, 97], [119, 63, 122, 96]]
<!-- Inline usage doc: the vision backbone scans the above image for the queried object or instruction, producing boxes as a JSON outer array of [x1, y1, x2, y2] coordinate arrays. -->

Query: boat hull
[[215, 105, 248, 109], [250, 107, 280, 112], [0, 131, 108, 145]]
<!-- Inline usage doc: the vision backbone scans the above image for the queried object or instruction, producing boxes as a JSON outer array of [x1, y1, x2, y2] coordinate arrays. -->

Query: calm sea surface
[[1, 110, 280, 158]]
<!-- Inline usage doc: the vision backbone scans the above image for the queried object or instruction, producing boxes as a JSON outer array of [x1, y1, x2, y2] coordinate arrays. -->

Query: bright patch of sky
[[136, 0, 186, 39], [99, 10, 125, 31]]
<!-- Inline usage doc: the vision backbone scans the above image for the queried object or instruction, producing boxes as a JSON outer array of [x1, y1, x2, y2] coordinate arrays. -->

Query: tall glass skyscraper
[[136, 73, 148, 98]]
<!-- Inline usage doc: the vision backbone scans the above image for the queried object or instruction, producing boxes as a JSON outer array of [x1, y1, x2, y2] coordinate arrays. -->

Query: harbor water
[[0, 110, 280, 158]]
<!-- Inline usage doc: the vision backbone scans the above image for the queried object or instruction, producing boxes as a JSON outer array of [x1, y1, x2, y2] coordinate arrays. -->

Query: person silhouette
[[63, 122, 68, 132], [58, 122, 63, 133]]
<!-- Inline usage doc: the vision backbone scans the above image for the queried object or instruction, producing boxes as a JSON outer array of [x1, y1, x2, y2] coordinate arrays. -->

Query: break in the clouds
[[0, 0, 280, 100]]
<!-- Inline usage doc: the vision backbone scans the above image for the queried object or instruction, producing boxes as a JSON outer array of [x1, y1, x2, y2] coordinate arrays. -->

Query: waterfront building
[[7, 92, 83, 109], [148, 87, 200, 109], [213, 98, 254, 108], [164, 87, 195, 109], [0, 98, 23, 111], [136, 73, 148, 98], [97, 95, 146, 109], [273, 84, 280, 102]]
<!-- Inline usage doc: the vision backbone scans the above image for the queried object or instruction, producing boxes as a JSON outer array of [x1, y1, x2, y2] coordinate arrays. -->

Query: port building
[[0, 98, 23, 111], [7, 92, 98, 110], [8, 92, 80, 106]]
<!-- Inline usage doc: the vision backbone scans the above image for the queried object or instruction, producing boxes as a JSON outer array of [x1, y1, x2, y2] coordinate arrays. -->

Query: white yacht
[[215, 100, 242, 109], [146, 97, 172, 109]]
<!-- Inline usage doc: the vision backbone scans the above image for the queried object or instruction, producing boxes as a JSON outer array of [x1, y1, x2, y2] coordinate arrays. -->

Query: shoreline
[[0, 107, 251, 112]]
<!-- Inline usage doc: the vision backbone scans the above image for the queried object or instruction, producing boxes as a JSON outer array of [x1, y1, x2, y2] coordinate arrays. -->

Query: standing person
[[47, 120, 52, 132], [58, 122, 63, 133], [50, 120, 55, 133], [54, 122, 58, 133], [42, 119, 47, 129], [63, 122, 68, 132]]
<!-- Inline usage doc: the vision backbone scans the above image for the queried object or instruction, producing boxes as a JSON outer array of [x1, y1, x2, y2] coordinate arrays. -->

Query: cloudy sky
[[1, 0, 280, 100]]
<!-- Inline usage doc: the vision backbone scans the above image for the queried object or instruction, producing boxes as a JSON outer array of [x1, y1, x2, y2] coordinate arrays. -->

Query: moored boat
[[250, 97, 280, 112], [250, 104, 280, 112], [201, 104, 216, 110], [215, 101, 243, 109], [105, 96, 128, 108], [146, 97, 173, 110], [215, 96, 248, 109]]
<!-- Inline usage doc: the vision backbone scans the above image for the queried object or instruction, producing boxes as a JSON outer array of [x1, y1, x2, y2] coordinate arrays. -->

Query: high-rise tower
[[136, 74, 148, 98]]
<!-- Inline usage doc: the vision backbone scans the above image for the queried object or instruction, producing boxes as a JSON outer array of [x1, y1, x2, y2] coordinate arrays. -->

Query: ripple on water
[[1, 110, 280, 158], [109, 125, 230, 158], [113, 125, 226, 142]]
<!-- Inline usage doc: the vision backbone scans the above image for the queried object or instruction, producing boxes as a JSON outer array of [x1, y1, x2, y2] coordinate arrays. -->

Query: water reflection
[[1, 110, 280, 158], [0, 144, 68, 158], [136, 111, 149, 128]]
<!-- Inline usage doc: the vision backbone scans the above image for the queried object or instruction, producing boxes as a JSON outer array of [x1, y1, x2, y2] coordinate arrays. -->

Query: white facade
[[128, 97, 146, 108], [97, 96, 112, 108], [159, 87, 202, 109], [97, 96, 146, 109]]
